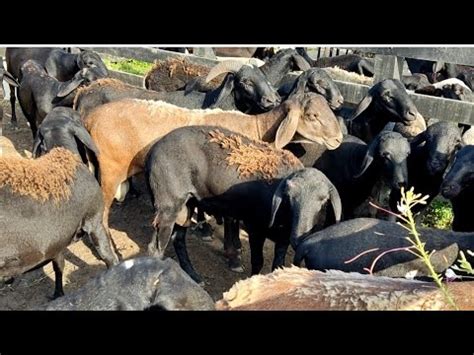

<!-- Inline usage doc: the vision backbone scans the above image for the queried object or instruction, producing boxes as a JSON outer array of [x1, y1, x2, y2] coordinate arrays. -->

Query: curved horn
[[329, 186, 342, 223], [205, 61, 246, 83]]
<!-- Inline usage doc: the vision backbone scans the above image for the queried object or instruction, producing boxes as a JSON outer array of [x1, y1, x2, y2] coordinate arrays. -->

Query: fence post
[[373, 54, 404, 83]]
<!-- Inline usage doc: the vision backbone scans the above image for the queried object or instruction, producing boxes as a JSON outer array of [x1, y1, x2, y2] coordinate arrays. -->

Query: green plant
[[368, 187, 458, 310], [103, 58, 153, 76], [420, 198, 453, 230]]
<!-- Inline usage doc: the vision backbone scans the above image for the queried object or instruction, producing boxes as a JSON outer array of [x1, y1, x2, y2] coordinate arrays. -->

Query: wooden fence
[[3, 46, 472, 125]]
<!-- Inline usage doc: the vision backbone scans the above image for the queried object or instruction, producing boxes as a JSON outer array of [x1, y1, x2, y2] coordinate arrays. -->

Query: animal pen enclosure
[[85, 46, 474, 125]]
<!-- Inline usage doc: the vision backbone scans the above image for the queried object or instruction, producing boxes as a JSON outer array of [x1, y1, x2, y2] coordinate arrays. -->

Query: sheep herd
[[1, 47, 474, 310]]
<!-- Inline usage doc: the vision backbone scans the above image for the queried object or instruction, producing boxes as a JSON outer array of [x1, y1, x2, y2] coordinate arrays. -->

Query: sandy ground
[[0, 101, 294, 310]]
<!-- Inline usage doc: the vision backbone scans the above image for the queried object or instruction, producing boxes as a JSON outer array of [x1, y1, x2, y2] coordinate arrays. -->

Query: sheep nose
[[406, 109, 417, 120], [337, 96, 344, 105], [261, 95, 280, 108], [398, 181, 406, 188]]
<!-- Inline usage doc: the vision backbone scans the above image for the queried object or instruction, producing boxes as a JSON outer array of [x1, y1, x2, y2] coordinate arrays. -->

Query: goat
[[17, 60, 101, 138], [296, 48, 375, 77], [277, 68, 344, 111], [346, 79, 419, 143], [313, 131, 410, 220], [5, 47, 108, 127], [41, 257, 214, 310], [216, 266, 474, 310], [145, 126, 341, 282], [441, 146, 474, 232], [294, 217, 474, 279], [0, 148, 119, 298], [389, 122, 463, 218], [84, 92, 342, 232]]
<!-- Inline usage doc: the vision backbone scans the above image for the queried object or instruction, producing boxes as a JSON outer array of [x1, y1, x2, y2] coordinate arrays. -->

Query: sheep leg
[[223, 217, 243, 272], [100, 168, 127, 231], [9, 84, 18, 128], [84, 212, 120, 267], [272, 241, 289, 271], [52, 253, 65, 299], [172, 225, 203, 283], [249, 234, 265, 275], [192, 208, 213, 241]]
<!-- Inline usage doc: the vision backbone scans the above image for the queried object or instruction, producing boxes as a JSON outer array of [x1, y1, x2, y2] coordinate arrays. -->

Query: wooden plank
[[88, 47, 219, 67], [346, 47, 474, 66], [373, 55, 404, 83], [108, 70, 144, 88], [409, 93, 474, 124]]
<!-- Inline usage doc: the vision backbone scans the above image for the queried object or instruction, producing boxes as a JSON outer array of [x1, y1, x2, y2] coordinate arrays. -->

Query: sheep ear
[[3, 70, 20, 87], [72, 122, 99, 155], [290, 72, 311, 97], [210, 73, 234, 108], [293, 54, 311, 71], [269, 179, 287, 228], [410, 130, 428, 148], [354, 136, 379, 178], [275, 106, 300, 149], [32, 132, 44, 157], [57, 78, 84, 98], [349, 89, 373, 121]]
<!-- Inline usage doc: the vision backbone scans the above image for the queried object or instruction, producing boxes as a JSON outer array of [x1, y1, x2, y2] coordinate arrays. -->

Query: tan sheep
[[216, 266, 474, 310], [84, 92, 343, 229], [0, 136, 22, 158], [0, 147, 80, 203]]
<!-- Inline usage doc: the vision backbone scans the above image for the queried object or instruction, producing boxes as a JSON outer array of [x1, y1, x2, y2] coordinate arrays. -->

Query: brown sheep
[[216, 266, 474, 310], [84, 92, 343, 230], [0, 136, 22, 158]]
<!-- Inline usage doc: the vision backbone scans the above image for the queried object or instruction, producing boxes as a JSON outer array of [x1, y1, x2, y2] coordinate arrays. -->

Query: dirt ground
[[0, 101, 294, 310]]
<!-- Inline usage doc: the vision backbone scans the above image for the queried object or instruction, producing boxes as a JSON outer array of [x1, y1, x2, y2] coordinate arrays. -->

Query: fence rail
[[4, 47, 469, 125]]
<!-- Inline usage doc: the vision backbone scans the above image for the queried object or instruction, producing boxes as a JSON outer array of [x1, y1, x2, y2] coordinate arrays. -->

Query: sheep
[[17, 60, 102, 138], [312, 131, 410, 220], [31, 107, 99, 168], [258, 48, 311, 87], [293, 217, 474, 279], [414, 78, 474, 102], [77, 61, 281, 117], [402, 73, 431, 90], [5, 47, 108, 127], [346, 79, 420, 143], [1, 62, 20, 122], [277, 68, 344, 111], [145, 126, 342, 282], [215, 266, 474, 310], [0, 136, 21, 158], [84, 92, 343, 231], [41, 257, 214, 310], [0, 148, 119, 298], [322, 66, 373, 85], [389, 122, 463, 218], [296, 48, 375, 77], [441, 145, 474, 232]]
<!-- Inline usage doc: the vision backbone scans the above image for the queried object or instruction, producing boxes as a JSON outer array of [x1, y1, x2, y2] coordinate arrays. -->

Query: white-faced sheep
[[0, 148, 119, 298], [216, 266, 474, 310], [83, 92, 343, 231]]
